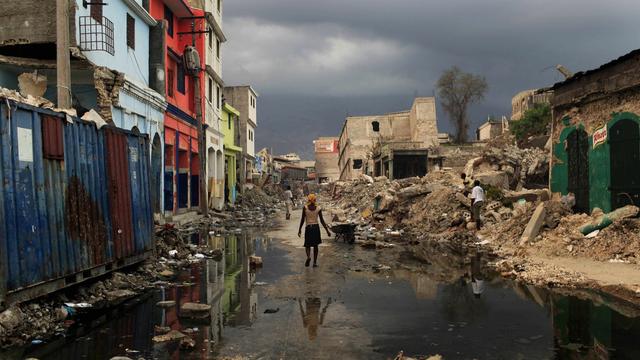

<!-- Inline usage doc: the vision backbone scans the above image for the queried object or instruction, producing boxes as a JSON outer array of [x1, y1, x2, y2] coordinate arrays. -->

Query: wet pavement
[[7, 217, 640, 360]]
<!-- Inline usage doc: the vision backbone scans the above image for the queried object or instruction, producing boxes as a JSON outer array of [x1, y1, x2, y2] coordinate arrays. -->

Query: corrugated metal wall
[[0, 99, 154, 307]]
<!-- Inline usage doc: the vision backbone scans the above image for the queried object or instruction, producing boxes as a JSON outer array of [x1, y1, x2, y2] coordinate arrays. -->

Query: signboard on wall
[[593, 126, 607, 148], [314, 139, 338, 153]]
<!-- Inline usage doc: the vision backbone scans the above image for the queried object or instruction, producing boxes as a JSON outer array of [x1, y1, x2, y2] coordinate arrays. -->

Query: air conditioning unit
[[183, 46, 201, 76]]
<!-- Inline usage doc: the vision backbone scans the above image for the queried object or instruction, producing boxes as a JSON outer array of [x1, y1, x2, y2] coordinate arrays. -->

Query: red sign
[[593, 126, 607, 148], [315, 139, 338, 153]]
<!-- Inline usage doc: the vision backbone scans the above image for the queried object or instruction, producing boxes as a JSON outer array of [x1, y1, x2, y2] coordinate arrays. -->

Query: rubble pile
[[528, 209, 640, 264], [465, 145, 549, 190], [0, 271, 156, 349]]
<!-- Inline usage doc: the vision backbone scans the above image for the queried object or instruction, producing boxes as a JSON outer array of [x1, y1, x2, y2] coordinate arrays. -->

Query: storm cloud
[[223, 0, 640, 158]]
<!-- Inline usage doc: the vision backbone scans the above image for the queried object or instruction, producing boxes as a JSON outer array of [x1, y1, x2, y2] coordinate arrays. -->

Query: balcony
[[79, 16, 115, 55]]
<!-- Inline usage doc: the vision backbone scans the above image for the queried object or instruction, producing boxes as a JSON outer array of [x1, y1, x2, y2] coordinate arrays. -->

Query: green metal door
[[567, 129, 590, 213], [610, 119, 640, 209]]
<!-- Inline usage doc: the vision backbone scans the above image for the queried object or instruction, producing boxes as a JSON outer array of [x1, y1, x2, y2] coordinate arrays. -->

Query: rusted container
[[0, 99, 153, 309]]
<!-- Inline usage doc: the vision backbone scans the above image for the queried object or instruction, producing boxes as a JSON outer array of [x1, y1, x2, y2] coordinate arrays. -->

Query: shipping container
[[0, 98, 154, 309]]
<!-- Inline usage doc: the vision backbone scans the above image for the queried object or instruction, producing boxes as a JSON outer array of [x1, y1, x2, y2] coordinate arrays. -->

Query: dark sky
[[223, 0, 639, 159]]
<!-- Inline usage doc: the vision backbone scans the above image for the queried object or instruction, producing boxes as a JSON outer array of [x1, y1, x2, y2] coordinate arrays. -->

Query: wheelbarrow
[[330, 223, 357, 244]]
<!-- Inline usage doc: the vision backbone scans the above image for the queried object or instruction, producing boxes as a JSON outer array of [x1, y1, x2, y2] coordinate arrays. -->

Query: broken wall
[[551, 52, 640, 213]]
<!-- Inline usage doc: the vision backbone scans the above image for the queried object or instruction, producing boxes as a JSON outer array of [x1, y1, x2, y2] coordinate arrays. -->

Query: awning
[[191, 139, 199, 153]]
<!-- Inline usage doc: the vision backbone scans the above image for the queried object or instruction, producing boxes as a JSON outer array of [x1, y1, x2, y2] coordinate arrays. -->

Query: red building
[[148, 0, 207, 214]]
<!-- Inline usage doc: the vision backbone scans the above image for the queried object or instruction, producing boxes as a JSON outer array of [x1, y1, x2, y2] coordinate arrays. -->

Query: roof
[[222, 102, 240, 116], [551, 48, 640, 90], [224, 85, 260, 97]]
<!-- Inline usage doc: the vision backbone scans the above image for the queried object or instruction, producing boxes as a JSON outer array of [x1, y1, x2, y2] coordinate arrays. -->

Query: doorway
[[610, 119, 640, 209], [151, 134, 162, 213], [567, 129, 590, 213]]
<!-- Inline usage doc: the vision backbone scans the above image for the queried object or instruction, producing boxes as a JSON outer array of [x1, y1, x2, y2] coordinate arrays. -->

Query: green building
[[550, 49, 640, 213], [222, 103, 242, 205]]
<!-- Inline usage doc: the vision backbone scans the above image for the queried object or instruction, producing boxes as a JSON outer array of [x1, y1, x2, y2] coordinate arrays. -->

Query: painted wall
[[75, 0, 152, 87], [551, 113, 640, 213]]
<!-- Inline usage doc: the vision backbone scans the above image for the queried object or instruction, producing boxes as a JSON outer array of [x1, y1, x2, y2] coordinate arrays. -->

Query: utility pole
[[190, 23, 208, 215], [56, 0, 72, 108]]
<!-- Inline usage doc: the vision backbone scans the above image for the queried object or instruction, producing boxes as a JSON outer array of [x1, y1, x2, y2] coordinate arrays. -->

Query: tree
[[509, 103, 551, 142], [437, 66, 488, 143]]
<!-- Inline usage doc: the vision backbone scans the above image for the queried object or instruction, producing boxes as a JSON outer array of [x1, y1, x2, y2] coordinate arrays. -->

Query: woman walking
[[298, 194, 331, 267]]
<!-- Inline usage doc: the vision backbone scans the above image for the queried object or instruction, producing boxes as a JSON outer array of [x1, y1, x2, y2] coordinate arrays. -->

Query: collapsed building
[[550, 49, 640, 214], [337, 97, 442, 181]]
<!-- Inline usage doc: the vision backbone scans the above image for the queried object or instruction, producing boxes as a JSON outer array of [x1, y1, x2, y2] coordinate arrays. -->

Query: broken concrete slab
[[0, 307, 24, 332], [474, 171, 510, 189], [519, 202, 547, 245], [504, 189, 550, 204]]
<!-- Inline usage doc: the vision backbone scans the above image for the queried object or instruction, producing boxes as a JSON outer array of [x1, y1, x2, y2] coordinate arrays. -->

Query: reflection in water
[[470, 252, 485, 298], [10, 231, 640, 360], [299, 298, 332, 341]]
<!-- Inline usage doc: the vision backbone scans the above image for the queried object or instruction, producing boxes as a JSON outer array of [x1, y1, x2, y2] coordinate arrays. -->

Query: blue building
[[0, 0, 167, 215]]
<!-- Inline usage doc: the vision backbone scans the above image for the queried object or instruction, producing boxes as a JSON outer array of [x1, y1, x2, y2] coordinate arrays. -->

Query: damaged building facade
[[0, 0, 168, 215], [314, 137, 340, 183], [550, 49, 640, 213], [338, 97, 440, 180]]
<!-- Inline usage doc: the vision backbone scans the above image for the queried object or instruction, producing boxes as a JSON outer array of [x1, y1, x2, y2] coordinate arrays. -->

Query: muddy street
[[4, 214, 638, 360]]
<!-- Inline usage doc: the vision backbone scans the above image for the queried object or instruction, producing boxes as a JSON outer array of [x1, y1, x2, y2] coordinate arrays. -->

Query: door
[[151, 134, 162, 213], [567, 129, 590, 213], [610, 119, 640, 209]]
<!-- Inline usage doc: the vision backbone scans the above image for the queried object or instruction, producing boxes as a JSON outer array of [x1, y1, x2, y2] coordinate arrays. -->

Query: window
[[216, 39, 221, 59], [164, 5, 174, 37], [228, 113, 232, 129], [208, 77, 213, 102], [177, 63, 185, 94], [217, 0, 221, 12], [353, 159, 363, 169], [208, 32, 213, 48], [167, 68, 175, 97], [91, 3, 103, 22], [216, 85, 221, 109], [249, 129, 253, 141], [126, 14, 135, 50], [372, 121, 379, 132]]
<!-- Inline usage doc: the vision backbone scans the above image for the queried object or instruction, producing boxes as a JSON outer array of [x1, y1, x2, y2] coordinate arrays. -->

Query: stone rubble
[[328, 140, 640, 294]]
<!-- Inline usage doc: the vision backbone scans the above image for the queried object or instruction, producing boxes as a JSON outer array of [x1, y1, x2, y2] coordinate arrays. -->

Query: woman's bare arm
[[298, 208, 306, 237], [319, 210, 331, 237]]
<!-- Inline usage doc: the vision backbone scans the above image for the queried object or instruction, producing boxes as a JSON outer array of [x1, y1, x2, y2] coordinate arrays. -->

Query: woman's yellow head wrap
[[306, 193, 317, 206]]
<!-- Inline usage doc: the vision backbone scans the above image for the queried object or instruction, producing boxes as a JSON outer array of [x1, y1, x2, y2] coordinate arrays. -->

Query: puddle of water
[[11, 231, 640, 360]]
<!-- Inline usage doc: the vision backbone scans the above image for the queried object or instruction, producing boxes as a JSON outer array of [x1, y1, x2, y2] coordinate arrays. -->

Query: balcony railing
[[79, 16, 115, 55]]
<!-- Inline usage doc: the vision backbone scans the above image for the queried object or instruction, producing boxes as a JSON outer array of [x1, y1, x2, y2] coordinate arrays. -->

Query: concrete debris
[[18, 71, 47, 98], [81, 109, 108, 129], [519, 202, 547, 245]]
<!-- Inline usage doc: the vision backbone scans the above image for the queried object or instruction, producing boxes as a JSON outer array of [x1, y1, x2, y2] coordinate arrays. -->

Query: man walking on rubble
[[284, 186, 294, 220], [470, 180, 485, 230]]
